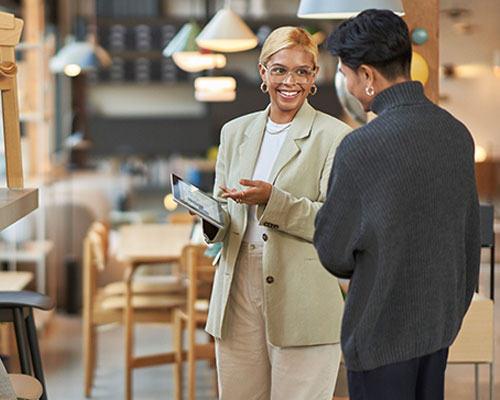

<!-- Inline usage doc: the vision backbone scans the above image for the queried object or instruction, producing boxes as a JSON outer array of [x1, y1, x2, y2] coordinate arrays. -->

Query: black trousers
[[347, 348, 449, 400]]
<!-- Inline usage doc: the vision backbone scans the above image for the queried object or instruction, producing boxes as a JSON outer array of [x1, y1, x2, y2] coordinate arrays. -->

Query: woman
[[203, 26, 351, 399]]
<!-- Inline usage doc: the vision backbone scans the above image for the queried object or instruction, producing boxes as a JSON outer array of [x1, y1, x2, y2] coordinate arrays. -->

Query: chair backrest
[[480, 203, 494, 247], [169, 212, 196, 225], [180, 244, 215, 315], [89, 221, 110, 266], [479, 203, 495, 300], [82, 222, 110, 310]]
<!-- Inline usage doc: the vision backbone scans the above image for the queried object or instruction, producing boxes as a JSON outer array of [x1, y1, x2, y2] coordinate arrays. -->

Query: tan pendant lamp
[[195, 5, 258, 53], [194, 76, 237, 102], [297, 0, 405, 19]]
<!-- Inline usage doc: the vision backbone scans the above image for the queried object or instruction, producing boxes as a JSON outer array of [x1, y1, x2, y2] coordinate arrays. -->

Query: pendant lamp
[[194, 76, 237, 102], [297, 0, 405, 19], [50, 39, 100, 77], [163, 21, 226, 73], [50, 0, 111, 78], [195, 6, 258, 53]]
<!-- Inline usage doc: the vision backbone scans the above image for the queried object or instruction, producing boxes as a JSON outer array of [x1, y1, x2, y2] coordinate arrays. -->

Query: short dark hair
[[327, 9, 412, 80]]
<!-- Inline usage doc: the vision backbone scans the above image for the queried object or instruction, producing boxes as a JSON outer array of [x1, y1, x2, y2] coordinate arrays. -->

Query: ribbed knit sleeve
[[314, 148, 362, 279]]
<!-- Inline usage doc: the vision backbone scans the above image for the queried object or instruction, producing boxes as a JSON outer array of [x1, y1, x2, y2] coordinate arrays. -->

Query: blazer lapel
[[238, 105, 269, 181], [268, 100, 316, 184]]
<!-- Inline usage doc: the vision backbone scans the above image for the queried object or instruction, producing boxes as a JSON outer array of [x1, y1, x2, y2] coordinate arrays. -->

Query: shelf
[[0, 188, 38, 231], [0, 240, 53, 262]]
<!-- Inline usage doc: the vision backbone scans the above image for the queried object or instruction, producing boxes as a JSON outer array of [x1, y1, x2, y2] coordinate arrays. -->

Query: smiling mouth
[[278, 89, 301, 98]]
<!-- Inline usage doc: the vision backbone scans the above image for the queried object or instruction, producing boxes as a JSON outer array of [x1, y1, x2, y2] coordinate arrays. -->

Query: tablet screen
[[170, 174, 225, 229]]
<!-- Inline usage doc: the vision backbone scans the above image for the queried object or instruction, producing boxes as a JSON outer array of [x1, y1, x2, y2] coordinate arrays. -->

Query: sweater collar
[[371, 81, 428, 115]]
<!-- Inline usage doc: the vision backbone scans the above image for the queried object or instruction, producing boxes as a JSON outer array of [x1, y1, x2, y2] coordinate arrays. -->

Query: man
[[313, 9, 480, 400]]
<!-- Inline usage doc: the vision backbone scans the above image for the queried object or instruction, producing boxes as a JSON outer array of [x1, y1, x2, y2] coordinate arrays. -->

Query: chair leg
[[490, 362, 494, 400], [91, 328, 98, 379], [26, 310, 48, 400], [187, 320, 196, 400], [13, 308, 31, 375], [474, 364, 479, 400], [173, 310, 183, 400], [124, 298, 134, 400], [83, 318, 95, 398]]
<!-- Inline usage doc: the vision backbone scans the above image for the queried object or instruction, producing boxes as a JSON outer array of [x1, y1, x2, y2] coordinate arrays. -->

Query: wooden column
[[22, 0, 45, 179], [402, 0, 440, 103]]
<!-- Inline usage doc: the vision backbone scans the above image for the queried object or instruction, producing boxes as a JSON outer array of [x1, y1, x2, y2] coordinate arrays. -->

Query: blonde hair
[[259, 26, 319, 67]]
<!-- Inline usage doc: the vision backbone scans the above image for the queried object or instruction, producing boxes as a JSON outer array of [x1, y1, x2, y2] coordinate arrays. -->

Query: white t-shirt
[[242, 118, 291, 243]]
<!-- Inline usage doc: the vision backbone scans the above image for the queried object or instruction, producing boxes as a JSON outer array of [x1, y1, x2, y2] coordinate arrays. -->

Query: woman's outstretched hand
[[220, 179, 272, 205]]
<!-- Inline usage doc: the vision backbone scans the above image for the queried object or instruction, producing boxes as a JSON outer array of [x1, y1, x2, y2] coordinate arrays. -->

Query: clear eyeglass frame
[[261, 64, 317, 84]]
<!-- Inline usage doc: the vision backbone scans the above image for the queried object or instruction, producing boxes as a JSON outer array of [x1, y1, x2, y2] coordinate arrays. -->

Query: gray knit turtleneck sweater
[[313, 81, 480, 371]]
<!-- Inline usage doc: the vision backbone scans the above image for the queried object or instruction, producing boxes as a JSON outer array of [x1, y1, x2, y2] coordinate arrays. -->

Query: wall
[[88, 0, 500, 158], [439, 0, 500, 159]]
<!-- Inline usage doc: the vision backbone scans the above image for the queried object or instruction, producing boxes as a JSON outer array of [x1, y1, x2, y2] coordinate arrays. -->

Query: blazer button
[[266, 276, 274, 284], [262, 233, 268, 241]]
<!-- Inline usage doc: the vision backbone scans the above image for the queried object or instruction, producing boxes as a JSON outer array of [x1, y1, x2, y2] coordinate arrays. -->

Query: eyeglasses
[[261, 64, 317, 84]]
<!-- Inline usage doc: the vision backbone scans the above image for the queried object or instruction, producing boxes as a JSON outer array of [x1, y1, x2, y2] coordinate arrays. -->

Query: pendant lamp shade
[[50, 38, 111, 77], [195, 8, 258, 53], [194, 76, 237, 102], [172, 52, 226, 73], [297, 0, 405, 19], [163, 22, 227, 72], [163, 22, 200, 56], [50, 41, 97, 77]]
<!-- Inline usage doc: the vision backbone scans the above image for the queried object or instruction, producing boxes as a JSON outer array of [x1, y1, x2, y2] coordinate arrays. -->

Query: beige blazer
[[205, 100, 351, 347]]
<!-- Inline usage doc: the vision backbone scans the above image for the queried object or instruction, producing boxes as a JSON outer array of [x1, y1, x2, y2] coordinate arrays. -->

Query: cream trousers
[[215, 242, 341, 400]]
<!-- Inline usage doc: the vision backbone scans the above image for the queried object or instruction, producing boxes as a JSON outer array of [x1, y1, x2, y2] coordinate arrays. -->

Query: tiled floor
[[39, 263, 498, 399]]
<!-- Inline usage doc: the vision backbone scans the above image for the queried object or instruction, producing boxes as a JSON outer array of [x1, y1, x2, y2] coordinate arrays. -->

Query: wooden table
[[0, 271, 33, 290], [116, 223, 193, 400], [116, 223, 193, 265]]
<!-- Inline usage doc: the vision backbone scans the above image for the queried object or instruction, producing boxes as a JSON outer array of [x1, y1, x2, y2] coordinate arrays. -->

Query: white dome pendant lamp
[[195, 1, 258, 53], [297, 0, 405, 19]]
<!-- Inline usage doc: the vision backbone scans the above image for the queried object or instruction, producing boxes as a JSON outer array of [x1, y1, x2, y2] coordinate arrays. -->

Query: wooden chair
[[169, 212, 197, 225], [0, 291, 53, 400], [82, 222, 187, 399], [0, 11, 24, 189], [0, 357, 43, 400], [173, 244, 217, 400]]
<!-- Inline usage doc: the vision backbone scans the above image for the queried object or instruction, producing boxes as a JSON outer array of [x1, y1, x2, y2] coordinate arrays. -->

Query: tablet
[[170, 173, 225, 230]]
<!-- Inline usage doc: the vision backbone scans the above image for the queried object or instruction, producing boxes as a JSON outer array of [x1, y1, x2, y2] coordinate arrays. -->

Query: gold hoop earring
[[310, 85, 318, 96], [260, 82, 268, 93], [365, 86, 375, 96]]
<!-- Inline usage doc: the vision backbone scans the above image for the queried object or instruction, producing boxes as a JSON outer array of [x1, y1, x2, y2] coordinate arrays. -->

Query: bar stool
[[0, 290, 54, 400]]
